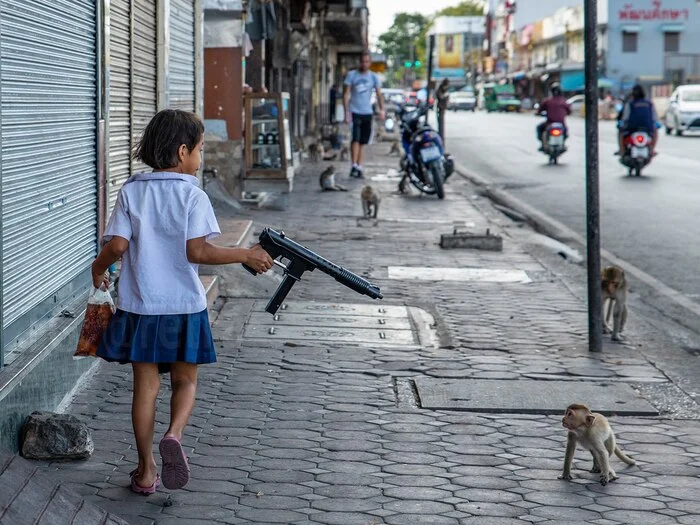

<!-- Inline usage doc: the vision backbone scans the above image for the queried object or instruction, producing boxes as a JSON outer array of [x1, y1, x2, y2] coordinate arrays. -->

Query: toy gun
[[243, 228, 383, 314]]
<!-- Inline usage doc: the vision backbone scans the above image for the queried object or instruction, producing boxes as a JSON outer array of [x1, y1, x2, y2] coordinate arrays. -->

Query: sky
[[368, 0, 464, 46]]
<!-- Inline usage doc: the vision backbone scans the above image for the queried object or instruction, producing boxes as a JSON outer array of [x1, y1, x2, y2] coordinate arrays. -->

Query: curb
[[455, 162, 700, 321]]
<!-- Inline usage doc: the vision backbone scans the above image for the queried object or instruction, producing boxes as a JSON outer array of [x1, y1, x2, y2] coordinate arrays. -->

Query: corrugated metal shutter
[[0, 0, 97, 329], [169, 0, 196, 112], [132, 0, 157, 173], [107, 0, 131, 214]]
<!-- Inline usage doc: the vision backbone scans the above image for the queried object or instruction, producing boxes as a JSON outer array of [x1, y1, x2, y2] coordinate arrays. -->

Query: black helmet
[[550, 83, 562, 96]]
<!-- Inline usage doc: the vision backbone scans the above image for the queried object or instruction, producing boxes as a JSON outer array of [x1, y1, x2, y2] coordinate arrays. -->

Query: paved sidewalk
[[27, 144, 700, 524]]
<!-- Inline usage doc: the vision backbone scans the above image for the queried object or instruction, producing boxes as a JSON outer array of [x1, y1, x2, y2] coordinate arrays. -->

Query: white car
[[448, 87, 477, 111], [567, 94, 585, 115], [665, 85, 700, 136]]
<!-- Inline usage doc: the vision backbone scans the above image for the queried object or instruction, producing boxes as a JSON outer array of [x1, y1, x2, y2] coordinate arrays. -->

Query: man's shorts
[[352, 113, 373, 145]]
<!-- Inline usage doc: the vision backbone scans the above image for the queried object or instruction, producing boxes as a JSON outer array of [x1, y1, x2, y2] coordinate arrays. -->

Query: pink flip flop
[[129, 469, 160, 496], [159, 436, 190, 489]]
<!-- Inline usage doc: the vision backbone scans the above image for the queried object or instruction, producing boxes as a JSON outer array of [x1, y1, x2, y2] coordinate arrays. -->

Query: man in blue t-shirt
[[343, 51, 384, 178]]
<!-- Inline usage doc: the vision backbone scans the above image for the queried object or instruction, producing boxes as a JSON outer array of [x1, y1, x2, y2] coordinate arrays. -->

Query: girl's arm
[[91, 236, 129, 288], [186, 237, 273, 273]]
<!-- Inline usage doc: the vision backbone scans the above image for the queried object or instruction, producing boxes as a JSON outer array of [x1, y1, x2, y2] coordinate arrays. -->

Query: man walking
[[344, 51, 384, 179]]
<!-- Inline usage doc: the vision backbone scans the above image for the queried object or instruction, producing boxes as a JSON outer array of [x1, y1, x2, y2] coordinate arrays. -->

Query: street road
[[443, 110, 700, 301]]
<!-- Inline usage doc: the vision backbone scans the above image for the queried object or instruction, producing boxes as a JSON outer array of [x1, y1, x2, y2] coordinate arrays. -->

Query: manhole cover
[[388, 267, 532, 284], [414, 378, 658, 416], [243, 301, 426, 346]]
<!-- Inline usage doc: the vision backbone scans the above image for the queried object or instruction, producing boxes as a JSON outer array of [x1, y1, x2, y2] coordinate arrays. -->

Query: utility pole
[[584, 0, 602, 352]]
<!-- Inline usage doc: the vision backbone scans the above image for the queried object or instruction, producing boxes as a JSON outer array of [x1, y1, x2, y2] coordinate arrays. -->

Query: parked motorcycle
[[396, 104, 454, 199], [620, 129, 652, 176], [542, 123, 567, 165]]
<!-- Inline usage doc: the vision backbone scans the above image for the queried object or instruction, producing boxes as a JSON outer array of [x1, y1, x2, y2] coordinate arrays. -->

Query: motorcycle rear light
[[550, 129, 562, 136], [636, 135, 645, 144]]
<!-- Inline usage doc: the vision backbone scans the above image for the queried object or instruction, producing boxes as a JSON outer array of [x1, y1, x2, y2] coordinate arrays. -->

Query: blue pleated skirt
[[97, 309, 216, 373]]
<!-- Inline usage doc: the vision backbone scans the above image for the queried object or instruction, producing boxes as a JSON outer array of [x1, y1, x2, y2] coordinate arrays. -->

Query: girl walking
[[91, 109, 273, 495]]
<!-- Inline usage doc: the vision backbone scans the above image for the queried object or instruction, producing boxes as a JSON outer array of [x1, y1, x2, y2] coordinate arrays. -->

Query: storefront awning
[[560, 71, 617, 92], [621, 24, 641, 33]]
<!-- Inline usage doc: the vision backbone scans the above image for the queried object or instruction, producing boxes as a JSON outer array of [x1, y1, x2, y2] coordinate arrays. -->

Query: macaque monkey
[[309, 139, 324, 163], [601, 266, 628, 342], [340, 145, 349, 161], [361, 185, 381, 219], [319, 165, 346, 192], [389, 141, 401, 156], [559, 403, 636, 486]]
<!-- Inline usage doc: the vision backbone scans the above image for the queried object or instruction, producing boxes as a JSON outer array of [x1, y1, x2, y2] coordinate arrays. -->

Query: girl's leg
[[131, 362, 160, 487], [165, 362, 198, 440]]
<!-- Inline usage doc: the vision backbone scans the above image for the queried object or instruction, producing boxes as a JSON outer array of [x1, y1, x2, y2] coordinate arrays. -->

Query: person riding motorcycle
[[537, 83, 571, 151], [616, 84, 658, 157]]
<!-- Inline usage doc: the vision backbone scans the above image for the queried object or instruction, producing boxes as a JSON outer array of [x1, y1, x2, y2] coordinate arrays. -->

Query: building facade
[[498, 0, 700, 100], [607, 0, 700, 88], [428, 16, 485, 85]]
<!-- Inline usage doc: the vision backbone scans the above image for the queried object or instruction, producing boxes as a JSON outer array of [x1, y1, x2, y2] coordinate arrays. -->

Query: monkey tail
[[614, 446, 636, 465]]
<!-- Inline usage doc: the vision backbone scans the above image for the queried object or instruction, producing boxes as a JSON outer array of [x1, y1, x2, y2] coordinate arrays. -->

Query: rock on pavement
[[20, 411, 94, 460]]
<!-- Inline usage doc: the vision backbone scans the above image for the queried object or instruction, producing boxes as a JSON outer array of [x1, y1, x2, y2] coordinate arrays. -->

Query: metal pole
[[425, 34, 435, 125], [584, 0, 602, 352]]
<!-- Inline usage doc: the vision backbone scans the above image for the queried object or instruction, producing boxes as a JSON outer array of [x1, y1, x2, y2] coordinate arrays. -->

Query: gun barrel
[[331, 266, 383, 300]]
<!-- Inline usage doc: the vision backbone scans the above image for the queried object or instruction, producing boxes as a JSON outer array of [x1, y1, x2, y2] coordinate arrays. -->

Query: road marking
[[388, 266, 532, 284]]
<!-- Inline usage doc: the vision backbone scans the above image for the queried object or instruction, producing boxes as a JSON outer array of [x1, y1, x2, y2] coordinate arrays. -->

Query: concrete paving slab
[[252, 300, 410, 318], [243, 324, 417, 345], [388, 267, 533, 284], [247, 311, 412, 330], [414, 378, 659, 416]]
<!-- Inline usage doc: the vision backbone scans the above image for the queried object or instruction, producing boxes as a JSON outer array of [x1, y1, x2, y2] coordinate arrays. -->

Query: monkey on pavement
[[360, 185, 381, 219], [389, 141, 401, 156], [601, 266, 628, 342], [559, 403, 636, 486]]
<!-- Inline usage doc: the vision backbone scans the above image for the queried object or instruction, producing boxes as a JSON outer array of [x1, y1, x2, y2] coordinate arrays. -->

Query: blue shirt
[[104, 172, 221, 315], [344, 69, 381, 115]]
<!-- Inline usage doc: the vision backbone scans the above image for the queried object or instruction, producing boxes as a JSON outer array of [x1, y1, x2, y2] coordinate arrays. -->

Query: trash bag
[[74, 287, 115, 358]]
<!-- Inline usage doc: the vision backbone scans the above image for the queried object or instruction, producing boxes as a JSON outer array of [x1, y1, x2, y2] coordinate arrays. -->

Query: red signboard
[[618, 1, 689, 21]]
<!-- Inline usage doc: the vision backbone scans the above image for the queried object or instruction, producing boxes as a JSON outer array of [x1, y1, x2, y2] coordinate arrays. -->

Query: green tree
[[377, 13, 429, 84]]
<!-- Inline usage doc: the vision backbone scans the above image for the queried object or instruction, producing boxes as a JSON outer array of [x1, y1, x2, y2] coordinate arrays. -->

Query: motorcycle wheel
[[635, 166, 642, 177], [430, 162, 446, 200]]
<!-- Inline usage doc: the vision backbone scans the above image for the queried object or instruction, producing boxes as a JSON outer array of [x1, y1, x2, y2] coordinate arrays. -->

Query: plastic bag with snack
[[74, 287, 116, 358]]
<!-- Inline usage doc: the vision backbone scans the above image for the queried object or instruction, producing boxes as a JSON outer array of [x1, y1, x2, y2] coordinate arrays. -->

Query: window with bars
[[622, 32, 638, 53], [664, 32, 680, 53]]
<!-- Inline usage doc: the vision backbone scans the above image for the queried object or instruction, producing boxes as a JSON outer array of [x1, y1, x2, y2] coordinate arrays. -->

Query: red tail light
[[550, 129, 562, 137], [636, 135, 644, 144]]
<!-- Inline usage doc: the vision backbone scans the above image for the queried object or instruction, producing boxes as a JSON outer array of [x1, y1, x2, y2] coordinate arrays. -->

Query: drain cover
[[388, 267, 532, 284], [243, 301, 419, 345], [414, 378, 658, 416]]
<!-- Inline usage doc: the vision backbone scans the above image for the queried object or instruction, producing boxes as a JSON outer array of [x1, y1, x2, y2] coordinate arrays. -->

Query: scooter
[[397, 104, 454, 199], [542, 123, 567, 165], [620, 129, 652, 177]]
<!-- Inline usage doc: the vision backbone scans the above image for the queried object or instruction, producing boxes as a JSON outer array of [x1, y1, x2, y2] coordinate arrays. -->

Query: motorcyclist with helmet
[[616, 84, 658, 157], [536, 83, 571, 151]]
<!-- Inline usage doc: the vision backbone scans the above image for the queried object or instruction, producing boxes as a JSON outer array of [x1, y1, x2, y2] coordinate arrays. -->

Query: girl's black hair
[[133, 109, 204, 169], [632, 84, 646, 100]]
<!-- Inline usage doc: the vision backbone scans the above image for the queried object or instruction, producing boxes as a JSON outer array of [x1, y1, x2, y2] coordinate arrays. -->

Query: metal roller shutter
[[107, 0, 131, 214], [132, 0, 157, 173], [0, 0, 97, 330], [169, 0, 196, 112]]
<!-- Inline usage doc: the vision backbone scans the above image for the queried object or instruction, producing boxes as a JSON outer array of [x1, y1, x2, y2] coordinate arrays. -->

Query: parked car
[[382, 88, 407, 112], [665, 84, 700, 136], [448, 86, 477, 111], [567, 94, 585, 115]]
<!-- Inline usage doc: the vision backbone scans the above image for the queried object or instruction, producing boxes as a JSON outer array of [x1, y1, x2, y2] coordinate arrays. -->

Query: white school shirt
[[103, 172, 221, 315]]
